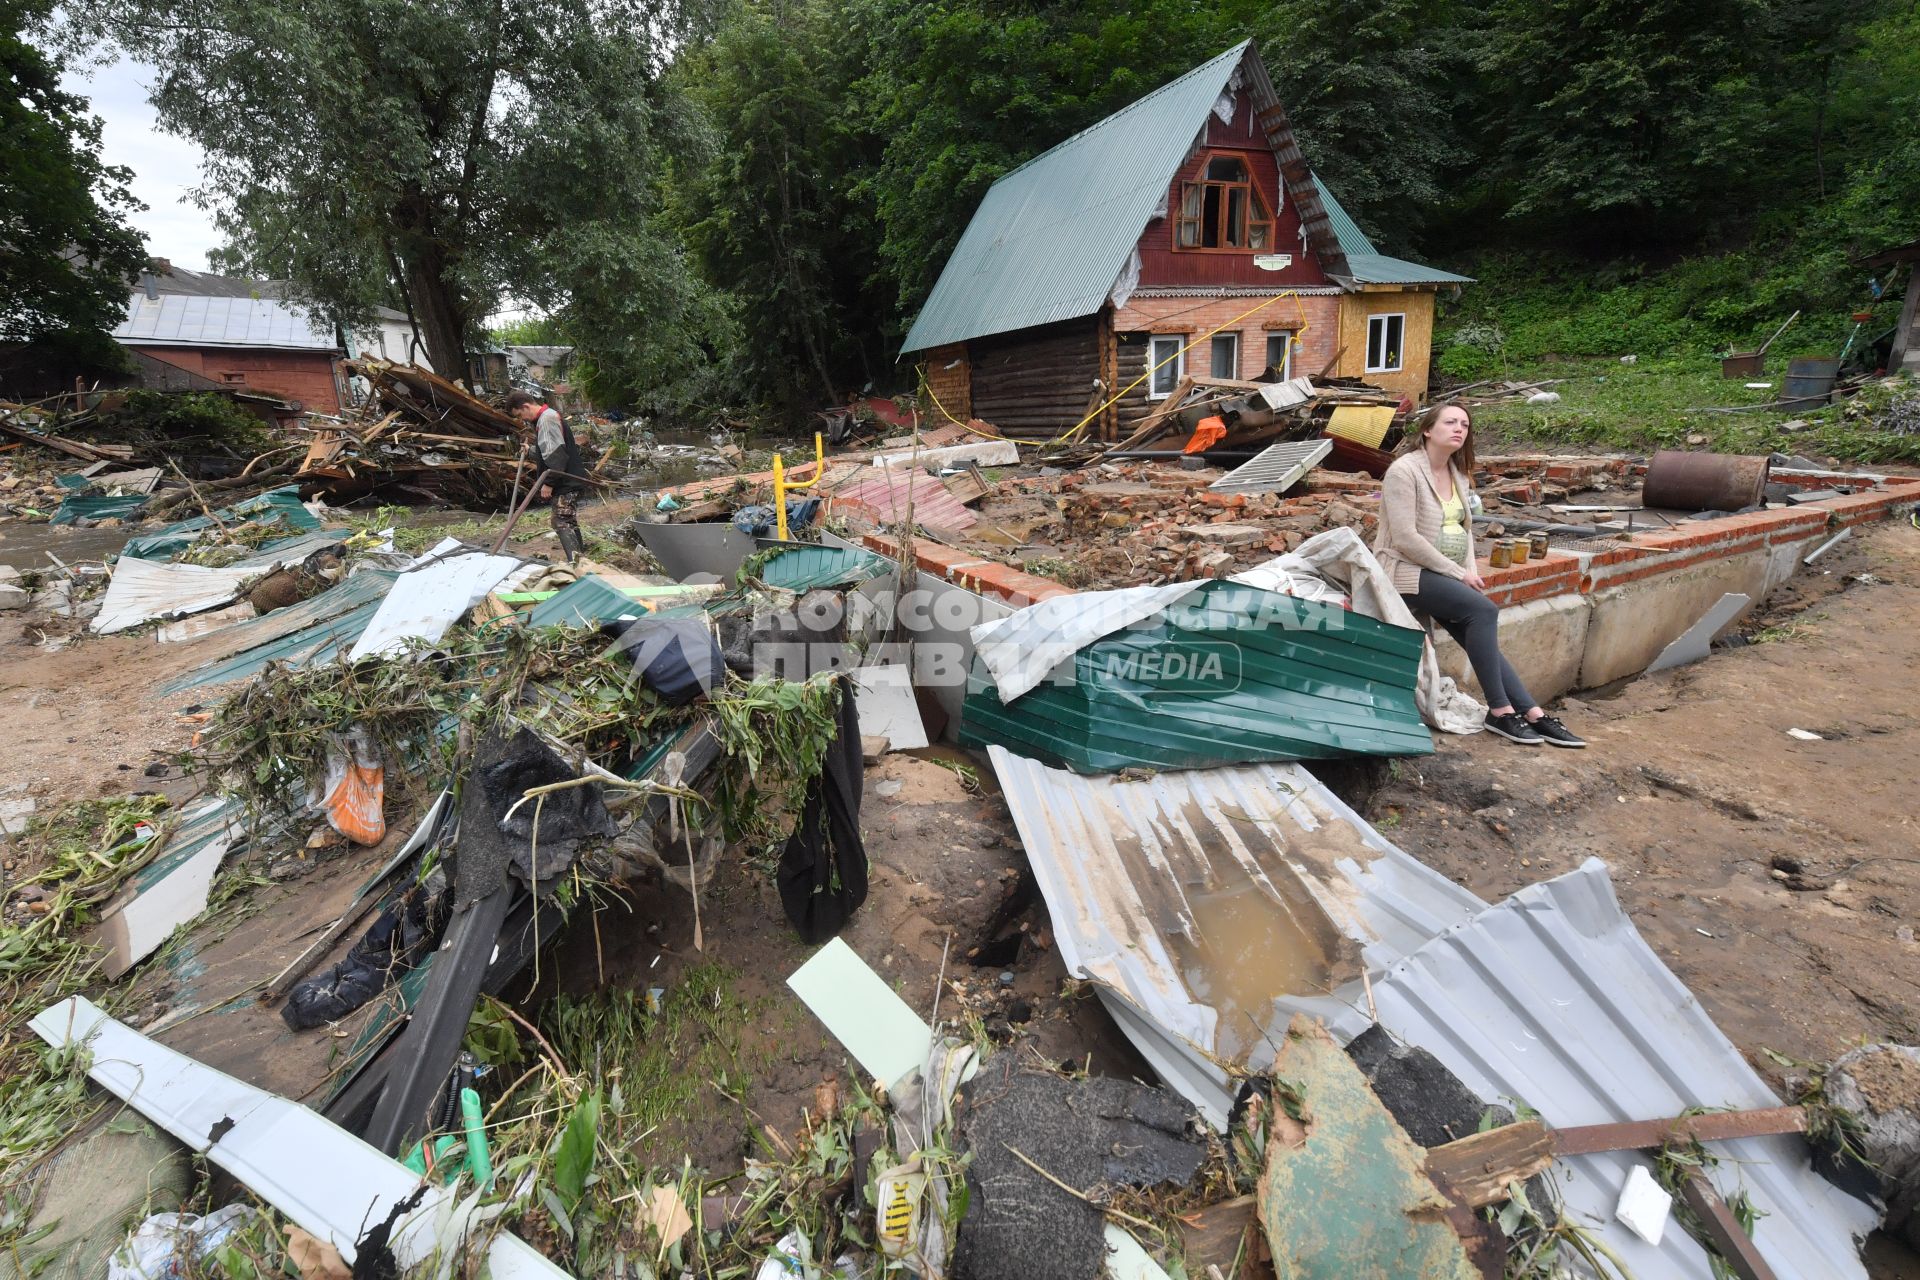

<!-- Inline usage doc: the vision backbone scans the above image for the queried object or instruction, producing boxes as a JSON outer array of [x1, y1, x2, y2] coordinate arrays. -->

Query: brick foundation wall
[[919, 344, 971, 422]]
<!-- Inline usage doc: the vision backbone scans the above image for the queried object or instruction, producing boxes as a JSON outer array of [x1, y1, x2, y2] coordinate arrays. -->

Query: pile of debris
[[293, 360, 530, 507], [1096, 374, 1407, 475]]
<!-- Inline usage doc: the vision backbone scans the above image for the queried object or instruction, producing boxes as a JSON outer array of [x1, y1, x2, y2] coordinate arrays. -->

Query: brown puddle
[[1173, 876, 1337, 1062]]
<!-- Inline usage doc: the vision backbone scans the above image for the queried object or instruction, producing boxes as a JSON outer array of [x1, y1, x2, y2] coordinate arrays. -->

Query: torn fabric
[[968, 582, 1203, 704]]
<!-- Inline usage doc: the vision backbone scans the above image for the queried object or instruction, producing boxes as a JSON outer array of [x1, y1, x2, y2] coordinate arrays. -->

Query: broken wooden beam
[[1677, 1170, 1779, 1280], [1549, 1106, 1806, 1156], [1423, 1121, 1555, 1208]]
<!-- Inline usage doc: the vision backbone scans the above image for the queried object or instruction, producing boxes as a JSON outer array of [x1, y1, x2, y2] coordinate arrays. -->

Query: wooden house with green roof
[[900, 40, 1471, 439]]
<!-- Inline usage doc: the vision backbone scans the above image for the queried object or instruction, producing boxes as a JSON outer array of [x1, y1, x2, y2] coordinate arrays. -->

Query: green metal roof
[[958, 580, 1433, 773], [901, 43, 1253, 354], [901, 44, 1472, 355], [1311, 178, 1474, 287], [750, 544, 892, 593]]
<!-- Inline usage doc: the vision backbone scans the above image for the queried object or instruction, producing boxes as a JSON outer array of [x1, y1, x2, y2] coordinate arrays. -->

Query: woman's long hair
[[1404, 402, 1475, 483]]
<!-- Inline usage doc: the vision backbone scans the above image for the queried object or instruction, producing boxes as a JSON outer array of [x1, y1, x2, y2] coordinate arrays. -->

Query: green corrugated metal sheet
[[523, 575, 650, 629], [752, 544, 891, 592], [121, 485, 321, 561], [51, 493, 148, 525], [1311, 178, 1474, 287], [901, 43, 1251, 354], [958, 580, 1432, 772]]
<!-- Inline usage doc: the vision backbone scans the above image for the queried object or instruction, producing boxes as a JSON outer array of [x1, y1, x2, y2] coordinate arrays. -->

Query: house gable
[[1132, 86, 1333, 292]]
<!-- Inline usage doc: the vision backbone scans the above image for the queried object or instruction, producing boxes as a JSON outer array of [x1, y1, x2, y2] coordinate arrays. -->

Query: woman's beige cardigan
[[1372, 451, 1477, 594]]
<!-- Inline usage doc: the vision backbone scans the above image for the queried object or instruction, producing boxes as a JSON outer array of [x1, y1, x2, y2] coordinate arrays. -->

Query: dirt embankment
[[1371, 520, 1920, 1074]]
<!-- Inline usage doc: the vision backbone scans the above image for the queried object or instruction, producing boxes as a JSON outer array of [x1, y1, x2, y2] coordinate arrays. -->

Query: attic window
[[1175, 152, 1274, 253]]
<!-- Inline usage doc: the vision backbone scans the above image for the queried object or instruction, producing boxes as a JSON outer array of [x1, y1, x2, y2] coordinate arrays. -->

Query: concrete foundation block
[[1431, 592, 1591, 706], [1580, 551, 1770, 688]]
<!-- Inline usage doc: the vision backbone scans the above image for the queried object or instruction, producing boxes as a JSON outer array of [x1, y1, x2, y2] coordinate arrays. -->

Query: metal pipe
[[490, 468, 555, 554]]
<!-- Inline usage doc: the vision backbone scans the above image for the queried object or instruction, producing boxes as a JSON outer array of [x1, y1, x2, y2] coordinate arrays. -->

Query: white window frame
[[1148, 335, 1187, 399], [1265, 331, 1294, 380], [1209, 331, 1239, 380], [1366, 313, 1406, 374]]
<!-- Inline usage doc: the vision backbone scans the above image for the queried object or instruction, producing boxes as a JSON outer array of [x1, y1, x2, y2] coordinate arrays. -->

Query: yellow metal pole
[[771, 432, 826, 542]]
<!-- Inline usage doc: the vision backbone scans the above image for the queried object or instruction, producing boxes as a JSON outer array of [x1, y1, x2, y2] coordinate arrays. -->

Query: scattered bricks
[[1188, 523, 1267, 546], [1198, 492, 1248, 510], [1486, 479, 1545, 505], [1196, 551, 1237, 577], [1099, 512, 1130, 529], [1305, 473, 1379, 495]]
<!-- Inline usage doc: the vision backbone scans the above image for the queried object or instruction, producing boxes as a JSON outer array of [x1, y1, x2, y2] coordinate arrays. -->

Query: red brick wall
[[918, 343, 971, 422], [1135, 89, 1332, 292], [136, 347, 343, 414], [1111, 293, 1343, 382]]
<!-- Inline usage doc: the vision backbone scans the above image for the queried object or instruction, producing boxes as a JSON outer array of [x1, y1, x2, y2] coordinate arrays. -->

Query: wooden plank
[[1677, 1172, 1778, 1280], [1180, 1195, 1267, 1280], [1423, 1122, 1554, 1208], [1550, 1106, 1806, 1156], [0, 419, 109, 461], [941, 466, 989, 506]]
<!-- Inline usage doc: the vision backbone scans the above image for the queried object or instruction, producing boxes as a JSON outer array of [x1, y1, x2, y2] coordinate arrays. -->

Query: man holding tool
[[505, 391, 586, 561]]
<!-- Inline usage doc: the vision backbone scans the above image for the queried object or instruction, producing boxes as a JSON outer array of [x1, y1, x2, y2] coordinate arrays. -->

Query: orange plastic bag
[[1182, 415, 1227, 454], [317, 727, 385, 846]]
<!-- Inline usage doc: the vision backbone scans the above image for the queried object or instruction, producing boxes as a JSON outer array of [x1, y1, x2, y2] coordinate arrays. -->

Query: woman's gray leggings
[[1403, 569, 1536, 712]]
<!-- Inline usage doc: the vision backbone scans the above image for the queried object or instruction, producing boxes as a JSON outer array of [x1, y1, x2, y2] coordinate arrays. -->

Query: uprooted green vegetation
[[193, 620, 844, 854], [0, 796, 173, 1225]]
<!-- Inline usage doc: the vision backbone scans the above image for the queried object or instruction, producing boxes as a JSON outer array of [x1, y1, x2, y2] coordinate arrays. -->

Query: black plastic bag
[[776, 675, 869, 942]]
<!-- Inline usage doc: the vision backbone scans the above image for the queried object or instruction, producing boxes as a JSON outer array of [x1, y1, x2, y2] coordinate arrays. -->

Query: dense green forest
[[19, 0, 1920, 420]]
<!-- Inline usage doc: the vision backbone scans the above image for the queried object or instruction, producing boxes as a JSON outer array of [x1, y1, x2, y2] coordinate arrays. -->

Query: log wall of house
[[967, 316, 1102, 439], [1111, 293, 1347, 433]]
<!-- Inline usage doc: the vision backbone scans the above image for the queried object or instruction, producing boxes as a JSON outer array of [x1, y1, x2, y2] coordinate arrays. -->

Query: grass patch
[[1020, 555, 1093, 588], [1455, 356, 1920, 465], [0, 795, 176, 1235]]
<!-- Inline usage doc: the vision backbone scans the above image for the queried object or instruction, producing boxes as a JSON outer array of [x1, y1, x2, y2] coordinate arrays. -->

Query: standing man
[[506, 391, 585, 562]]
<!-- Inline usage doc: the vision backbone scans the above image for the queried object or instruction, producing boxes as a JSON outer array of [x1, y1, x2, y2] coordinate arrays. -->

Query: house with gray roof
[[114, 264, 349, 412], [902, 41, 1471, 438]]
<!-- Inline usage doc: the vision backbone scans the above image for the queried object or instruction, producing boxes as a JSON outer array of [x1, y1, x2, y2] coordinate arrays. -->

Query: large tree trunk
[[392, 191, 470, 381]]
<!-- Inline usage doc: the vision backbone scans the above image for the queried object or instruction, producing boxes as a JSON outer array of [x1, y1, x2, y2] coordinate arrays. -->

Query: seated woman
[[1373, 403, 1585, 748]]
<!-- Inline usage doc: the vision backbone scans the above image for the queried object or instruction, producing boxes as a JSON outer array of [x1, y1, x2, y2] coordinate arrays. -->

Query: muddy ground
[[4, 500, 1919, 1273]]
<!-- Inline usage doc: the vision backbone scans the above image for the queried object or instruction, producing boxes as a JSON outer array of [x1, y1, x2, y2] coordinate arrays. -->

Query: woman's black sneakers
[[1484, 711, 1543, 744], [1529, 715, 1587, 749]]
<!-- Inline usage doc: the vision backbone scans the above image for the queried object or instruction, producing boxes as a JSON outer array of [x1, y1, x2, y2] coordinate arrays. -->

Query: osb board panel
[[1257, 1019, 1477, 1280], [1335, 290, 1433, 403]]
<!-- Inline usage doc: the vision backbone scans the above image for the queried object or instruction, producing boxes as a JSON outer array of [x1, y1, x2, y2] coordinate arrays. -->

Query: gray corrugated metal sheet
[[900, 43, 1251, 354], [1311, 179, 1473, 286], [986, 745, 1483, 1126], [113, 293, 339, 350], [1281, 859, 1876, 1280]]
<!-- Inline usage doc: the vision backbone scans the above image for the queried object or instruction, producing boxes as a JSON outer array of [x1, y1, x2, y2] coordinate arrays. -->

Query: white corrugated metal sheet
[[1281, 859, 1876, 1280], [113, 293, 339, 350], [985, 745, 1483, 1125]]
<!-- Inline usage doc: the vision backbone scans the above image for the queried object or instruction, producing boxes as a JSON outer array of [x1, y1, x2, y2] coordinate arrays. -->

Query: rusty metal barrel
[[1642, 450, 1771, 512]]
